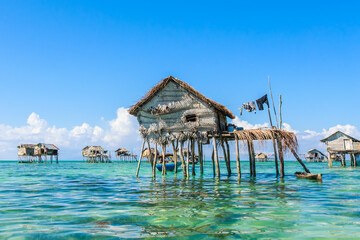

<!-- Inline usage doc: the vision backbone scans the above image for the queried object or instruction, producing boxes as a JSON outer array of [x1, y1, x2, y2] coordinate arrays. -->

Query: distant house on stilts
[[17, 143, 59, 163], [321, 131, 360, 167], [115, 148, 137, 162], [305, 149, 327, 162], [82, 146, 111, 163]]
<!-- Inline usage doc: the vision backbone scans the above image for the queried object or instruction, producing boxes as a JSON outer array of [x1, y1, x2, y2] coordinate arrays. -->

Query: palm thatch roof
[[128, 76, 235, 119], [142, 148, 159, 158], [233, 129, 298, 152], [115, 148, 130, 153]]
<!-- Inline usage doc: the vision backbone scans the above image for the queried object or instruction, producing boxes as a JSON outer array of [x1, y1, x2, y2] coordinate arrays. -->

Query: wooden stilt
[[161, 144, 167, 175], [191, 139, 196, 176], [341, 154, 346, 167], [250, 141, 256, 177], [235, 136, 241, 178], [179, 141, 186, 177], [328, 153, 333, 167], [186, 138, 190, 178], [272, 138, 279, 176], [147, 140, 153, 171], [247, 141, 253, 176], [198, 140, 203, 174], [354, 154, 358, 167], [136, 139, 146, 177], [212, 136, 220, 177], [221, 137, 231, 176], [152, 143, 157, 179], [350, 154, 354, 167], [276, 138, 285, 178], [211, 149, 215, 177], [171, 140, 178, 174], [225, 139, 231, 175]]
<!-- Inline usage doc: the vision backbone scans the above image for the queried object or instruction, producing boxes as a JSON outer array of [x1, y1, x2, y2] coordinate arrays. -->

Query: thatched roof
[[18, 144, 36, 149], [128, 76, 235, 119], [82, 146, 103, 151], [142, 148, 159, 158], [233, 129, 298, 152], [255, 153, 268, 158], [115, 148, 130, 153]]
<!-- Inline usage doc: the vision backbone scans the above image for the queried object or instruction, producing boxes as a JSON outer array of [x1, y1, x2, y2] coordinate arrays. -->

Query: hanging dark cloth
[[256, 94, 269, 111], [240, 101, 256, 115]]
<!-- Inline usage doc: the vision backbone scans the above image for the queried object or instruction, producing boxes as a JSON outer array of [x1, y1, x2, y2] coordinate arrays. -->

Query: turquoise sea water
[[1, 160, 360, 239]]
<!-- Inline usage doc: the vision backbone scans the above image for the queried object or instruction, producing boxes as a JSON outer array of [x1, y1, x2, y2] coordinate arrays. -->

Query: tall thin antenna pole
[[268, 76, 279, 129]]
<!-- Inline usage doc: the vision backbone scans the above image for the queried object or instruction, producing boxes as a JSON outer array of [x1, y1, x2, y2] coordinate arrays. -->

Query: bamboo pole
[[235, 135, 241, 178], [276, 138, 285, 178], [247, 140, 253, 176], [268, 76, 279, 128], [171, 140, 178, 174], [225, 139, 231, 175], [161, 144, 167, 175], [251, 141, 256, 177], [147, 140, 153, 171], [272, 138, 279, 176], [186, 138, 190, 178], [179, 141, 187, 177], [220, 137, 231, 176], [191, 139, 196, 176], [354, 154, 358, 167], [198, 140, 203, 174], [136, 139, 146, 177], [211, 149, 215, 177], [212, 136, 220, 177], [152, 143, 157, 178]]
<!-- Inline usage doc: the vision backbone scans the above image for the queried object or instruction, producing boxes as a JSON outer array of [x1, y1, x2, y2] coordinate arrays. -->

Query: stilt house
[[305, 149, 327, 162], [128, 76, 235, 143], [255, 153, 268, 162], [82, 146, 111, 163], [17, 144, 36, 163], [115, 148, 137, 161], [17, 143, 59, 163], [321, 131, 360, 167], [129, 76, 308, 179]]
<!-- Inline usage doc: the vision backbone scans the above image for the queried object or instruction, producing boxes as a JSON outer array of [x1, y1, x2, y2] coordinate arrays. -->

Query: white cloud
[[231, 116, 269, 129], [0, 108, 141, 160]]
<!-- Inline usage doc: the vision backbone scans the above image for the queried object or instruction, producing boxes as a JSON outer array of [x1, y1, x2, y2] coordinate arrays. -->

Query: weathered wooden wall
[[325, 132, 360, 152], [137, 81, 227, 140]]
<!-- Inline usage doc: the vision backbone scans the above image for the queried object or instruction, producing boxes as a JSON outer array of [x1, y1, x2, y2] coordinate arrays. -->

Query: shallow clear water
[[1, 160, 359, 239]]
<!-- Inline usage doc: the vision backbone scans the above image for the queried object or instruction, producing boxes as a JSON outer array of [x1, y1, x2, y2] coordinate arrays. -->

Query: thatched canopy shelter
[[115, 148, 131, 156], [142, 148, 159, 158]]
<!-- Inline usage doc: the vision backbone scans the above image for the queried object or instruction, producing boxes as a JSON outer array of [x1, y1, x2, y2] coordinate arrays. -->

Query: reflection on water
[[0, 161, 359, 239]]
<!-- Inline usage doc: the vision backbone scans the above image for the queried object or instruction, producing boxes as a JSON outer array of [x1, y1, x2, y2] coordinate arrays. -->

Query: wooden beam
[[152, 143, 157, 179], [191, 139, 196, 176], [186, 138, 190, 178], [171, 140, 178, 174], [235, 135, 241, 178], [225, 139, 232, 176], [198, 140, 203, 174], [136, 139, 146, 177], [212, 136, 220, 177]]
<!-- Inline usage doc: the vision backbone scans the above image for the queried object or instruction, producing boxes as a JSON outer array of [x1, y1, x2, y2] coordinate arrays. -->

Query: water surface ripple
[[0, 161, 359, 239]]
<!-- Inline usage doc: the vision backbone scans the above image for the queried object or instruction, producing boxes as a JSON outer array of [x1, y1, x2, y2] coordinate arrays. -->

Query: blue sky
[[0, 1, 359, 159]]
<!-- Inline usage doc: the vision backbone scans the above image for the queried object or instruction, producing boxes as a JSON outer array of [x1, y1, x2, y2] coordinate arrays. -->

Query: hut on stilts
[[129, 76, 310, 178], [82, 146, 111, 163], [115, 148, 137, 162], [17, 143, 59, 163], [321, 131, 360, 167]]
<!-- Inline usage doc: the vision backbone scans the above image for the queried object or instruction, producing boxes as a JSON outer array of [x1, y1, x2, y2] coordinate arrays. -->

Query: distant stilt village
[[16, 76, 360, 180]]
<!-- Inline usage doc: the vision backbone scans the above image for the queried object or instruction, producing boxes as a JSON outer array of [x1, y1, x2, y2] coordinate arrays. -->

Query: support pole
[[268, 76, 279, 128], [152, 143, 157, 179], [198, 140, 203, 174], [161, 144, 167, 175], [276, 138, 285, 178], [186, 138, 190, 178], [171, 140, 178, 174], [147, 140, 153, 171], [191, 139, 196, 176], [247, 140, 253, 176], [225, 139, 231, 175], [250, 141, 256, 177], [136, 139, 146, 177], [328, 152, 333, 167], [341, 154, 346, 167], [179, 141, 186, 177], [211, 149, 215, 177], [279, 95, 282, 129], [212, 136, 220, 177], [221, 137, 231, 176], [354, 154, 358, 167], [235, 135, 241, 178], [272, 138, 279, 176]]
